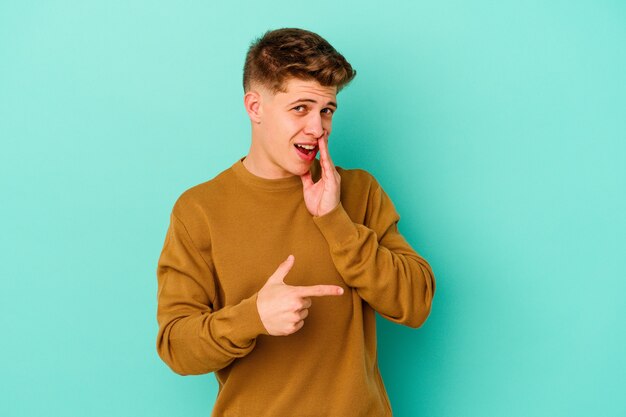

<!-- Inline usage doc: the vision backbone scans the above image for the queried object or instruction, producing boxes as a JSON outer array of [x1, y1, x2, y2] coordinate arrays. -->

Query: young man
[[156, 28, 436, 416]]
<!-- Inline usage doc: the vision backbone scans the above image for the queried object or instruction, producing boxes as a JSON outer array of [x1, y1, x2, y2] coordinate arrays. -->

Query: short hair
[[243, 28, 356, 93]]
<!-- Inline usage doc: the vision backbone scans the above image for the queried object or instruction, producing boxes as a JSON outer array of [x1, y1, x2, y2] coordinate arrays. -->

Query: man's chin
[[294, 161, 313, 177], [289, 160, 314, 177]]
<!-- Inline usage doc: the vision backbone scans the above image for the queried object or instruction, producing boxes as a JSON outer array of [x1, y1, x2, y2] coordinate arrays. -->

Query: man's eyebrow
[[287, 98, 338, 108]]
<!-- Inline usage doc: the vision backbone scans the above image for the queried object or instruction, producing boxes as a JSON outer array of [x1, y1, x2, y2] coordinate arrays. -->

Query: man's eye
[[322, 108, 335, 115], [293, 105, 306, 112]]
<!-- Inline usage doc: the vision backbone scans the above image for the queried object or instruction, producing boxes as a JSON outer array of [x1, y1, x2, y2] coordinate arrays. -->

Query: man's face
[[251, 78, 338, 178]]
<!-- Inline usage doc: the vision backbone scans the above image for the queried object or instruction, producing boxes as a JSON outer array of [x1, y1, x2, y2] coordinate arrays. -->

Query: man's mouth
[[294, 143, 318, 157]]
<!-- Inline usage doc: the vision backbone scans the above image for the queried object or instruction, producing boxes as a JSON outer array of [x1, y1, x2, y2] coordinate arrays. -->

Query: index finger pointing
[[295, 284, 344, 298]]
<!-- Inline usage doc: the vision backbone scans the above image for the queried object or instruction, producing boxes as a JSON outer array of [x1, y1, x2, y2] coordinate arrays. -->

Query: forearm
[[157, 291, 267, 375], [313, 202, 436, 327]]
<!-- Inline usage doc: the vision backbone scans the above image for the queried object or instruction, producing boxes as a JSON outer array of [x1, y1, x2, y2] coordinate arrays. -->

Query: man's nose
[[303, 113, 324, 138]]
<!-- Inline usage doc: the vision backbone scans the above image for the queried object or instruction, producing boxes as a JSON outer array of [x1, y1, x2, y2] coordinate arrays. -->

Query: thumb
[[266, 255, 295, 285]]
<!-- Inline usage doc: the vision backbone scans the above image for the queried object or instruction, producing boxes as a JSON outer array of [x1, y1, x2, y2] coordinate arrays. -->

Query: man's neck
[[242, 152, 292, 180]]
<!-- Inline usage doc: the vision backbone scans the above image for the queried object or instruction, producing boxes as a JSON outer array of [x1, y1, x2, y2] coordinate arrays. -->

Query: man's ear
[[244, 91, 262, 124]]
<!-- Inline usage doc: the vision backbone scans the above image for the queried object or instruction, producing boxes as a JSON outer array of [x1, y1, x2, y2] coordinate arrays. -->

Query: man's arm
[[156, 213, 267, 375], [156, 212, 344, 375], [313, 183, 436, 328], [301, 137, 435, 327]]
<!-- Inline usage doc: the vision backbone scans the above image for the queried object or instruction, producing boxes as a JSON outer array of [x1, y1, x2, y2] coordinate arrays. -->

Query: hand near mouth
[[300, 136, 341, 217]]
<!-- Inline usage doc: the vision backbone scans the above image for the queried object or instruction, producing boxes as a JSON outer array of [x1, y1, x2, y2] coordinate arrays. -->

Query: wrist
[[317, 201, 340, 217]]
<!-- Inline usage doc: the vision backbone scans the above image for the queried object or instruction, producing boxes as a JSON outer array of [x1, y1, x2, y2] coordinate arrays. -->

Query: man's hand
[[301, 136, 341, 217], [257, 255, 344, 336]]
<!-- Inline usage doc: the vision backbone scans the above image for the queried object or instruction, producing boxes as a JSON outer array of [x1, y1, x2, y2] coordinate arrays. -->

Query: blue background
[[1, 1, 625, 416]]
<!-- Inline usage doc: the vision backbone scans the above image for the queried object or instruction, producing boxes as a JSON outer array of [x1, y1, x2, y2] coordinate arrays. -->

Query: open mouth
[[294, 143, 319, 158]]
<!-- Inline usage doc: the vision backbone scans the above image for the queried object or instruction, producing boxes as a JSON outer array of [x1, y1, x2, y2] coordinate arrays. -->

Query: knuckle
[[289, 299, 302, 311]]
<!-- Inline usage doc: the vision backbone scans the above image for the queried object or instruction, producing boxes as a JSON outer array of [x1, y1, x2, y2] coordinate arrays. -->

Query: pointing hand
[[257, 255, 344, 336]]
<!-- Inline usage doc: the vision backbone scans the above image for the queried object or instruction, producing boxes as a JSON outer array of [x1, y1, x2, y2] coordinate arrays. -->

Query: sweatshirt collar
[[232, 158, 308, 191]]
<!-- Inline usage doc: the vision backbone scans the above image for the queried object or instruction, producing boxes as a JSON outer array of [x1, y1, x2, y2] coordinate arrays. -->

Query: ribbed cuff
[[220, 293, 269, 347], [312, 202, 358, 248]]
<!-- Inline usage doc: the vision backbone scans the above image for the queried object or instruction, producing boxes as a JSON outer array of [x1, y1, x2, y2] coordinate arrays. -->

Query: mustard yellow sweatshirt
[[156, 158, 435, 416]]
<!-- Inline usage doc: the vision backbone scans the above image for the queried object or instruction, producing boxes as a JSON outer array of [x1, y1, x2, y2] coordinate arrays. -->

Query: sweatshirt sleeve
[[156, 212, 268, 376], [312, 177, 436, 328]]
